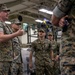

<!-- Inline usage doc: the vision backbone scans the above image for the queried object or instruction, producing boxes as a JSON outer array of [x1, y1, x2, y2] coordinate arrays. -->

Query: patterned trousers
[[0, 62, 12, 75], [11, 62, 23, 75]]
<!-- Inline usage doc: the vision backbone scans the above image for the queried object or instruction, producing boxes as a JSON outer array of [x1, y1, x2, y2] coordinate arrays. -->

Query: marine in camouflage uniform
[[0, 4, 24, 75], [52, 0, 75, 75], [48, 32, 60, 75], [0, 19, 13, 75], [29, 29, 54, 75], [0, 4, 13, 75], [11, 37, 23, 75], [11, 21, 23, 75]]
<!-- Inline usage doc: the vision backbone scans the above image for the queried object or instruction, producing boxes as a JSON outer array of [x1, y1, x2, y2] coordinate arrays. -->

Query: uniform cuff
[[53, 6, 65, 18]]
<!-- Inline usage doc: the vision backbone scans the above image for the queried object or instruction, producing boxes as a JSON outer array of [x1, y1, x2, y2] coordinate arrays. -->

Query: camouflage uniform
[[50, 40, 60, 75], [0, 21, 14, 75], [53, 0, 75, 75], [0, 21, 23, 75], [31, 39, 53, 75], [11, 37, 23, 75]]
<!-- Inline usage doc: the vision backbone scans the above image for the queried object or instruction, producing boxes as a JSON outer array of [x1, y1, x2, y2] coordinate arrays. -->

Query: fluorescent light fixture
[[5, 21, 11, 24], [39, 8, 53, 15], [35, 19, 43, 23]]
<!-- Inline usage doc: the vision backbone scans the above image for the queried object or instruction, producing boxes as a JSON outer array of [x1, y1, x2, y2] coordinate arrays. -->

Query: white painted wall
[[21, 33, 27, 44], [21, 28, 37, 44]]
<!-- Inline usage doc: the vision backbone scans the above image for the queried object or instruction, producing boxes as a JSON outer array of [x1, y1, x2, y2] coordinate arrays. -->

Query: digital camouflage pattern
[[31, 39, 54, 75], [0, 62, 12, 75], [11, 63, 23, 75], [55, 0, 75, 74], [50, 40, 60, 75], [0, 22, 14, 75], [0, 22, 14, 61], [12, 37, 22, 63], [50, 40, 59, 57], [11, 30, 23, 75], [0, 21, 23, 75]]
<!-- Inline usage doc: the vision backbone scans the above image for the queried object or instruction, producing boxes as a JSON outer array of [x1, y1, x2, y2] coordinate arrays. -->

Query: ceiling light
[[5, 21, 11, 24], [35, 19, 43, 23], [39, 8, 53, 15]]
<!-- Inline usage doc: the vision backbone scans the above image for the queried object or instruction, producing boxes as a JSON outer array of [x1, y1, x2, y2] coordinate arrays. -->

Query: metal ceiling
[[0, 0, 58, 24]]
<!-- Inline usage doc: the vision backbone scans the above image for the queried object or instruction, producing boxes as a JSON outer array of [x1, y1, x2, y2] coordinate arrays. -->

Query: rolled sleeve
[[53, 6, 65, 18], [53, 0, 73, 18]]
